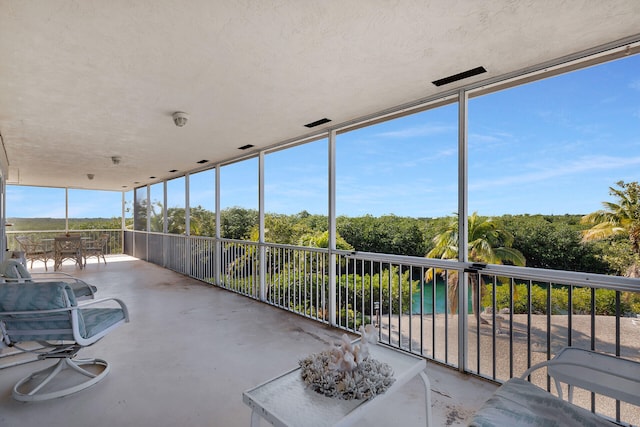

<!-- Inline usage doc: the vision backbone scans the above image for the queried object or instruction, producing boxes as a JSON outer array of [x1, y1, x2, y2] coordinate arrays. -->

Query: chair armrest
[[3, 273, 97, 298], [520, 359, 619, 379], [77, 297, 130, 323], [521, 351, 640, 405]]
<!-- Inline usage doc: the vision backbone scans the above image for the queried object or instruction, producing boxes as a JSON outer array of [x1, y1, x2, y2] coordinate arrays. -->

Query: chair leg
[[12, 357, 110, 402]]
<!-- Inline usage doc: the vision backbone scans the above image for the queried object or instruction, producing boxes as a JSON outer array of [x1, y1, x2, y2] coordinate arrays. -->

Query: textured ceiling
[[1, 1, 639, 191]]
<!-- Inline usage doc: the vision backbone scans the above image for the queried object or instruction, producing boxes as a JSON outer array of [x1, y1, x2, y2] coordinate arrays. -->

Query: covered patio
[[0, 255, 496, 426], [2, 1, 640, 426]]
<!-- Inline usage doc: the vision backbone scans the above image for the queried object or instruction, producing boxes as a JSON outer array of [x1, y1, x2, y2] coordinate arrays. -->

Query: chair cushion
[[79, 308, 126, 339], [469, 378, 617, 427], [0, 281, 77, 311], [0, 259, 31, 280], [0, 282, 77, 342]]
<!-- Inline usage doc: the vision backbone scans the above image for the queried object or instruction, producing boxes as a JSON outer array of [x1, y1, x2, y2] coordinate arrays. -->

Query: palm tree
[[426, 212, 526, 317], [581, 181, 640, 277]]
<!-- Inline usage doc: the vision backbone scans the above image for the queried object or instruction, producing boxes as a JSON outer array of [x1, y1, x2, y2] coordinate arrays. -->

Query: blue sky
[[7, 54, 640, 219]]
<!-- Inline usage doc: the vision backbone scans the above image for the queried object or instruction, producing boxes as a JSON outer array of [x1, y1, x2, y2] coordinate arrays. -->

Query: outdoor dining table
[[50, 236, 89, 270]]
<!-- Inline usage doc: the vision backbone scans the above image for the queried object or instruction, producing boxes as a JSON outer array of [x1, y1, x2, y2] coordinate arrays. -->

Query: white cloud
[[374, 123, 455, 139], [470, 155, 640, 190]]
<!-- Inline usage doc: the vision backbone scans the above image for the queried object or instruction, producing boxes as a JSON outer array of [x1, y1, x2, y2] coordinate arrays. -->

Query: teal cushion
[[0, 282, 77, 343], [469, 378, 616, 427], [79, 308, 126, 339], [0, 259, 31, 280], [0, 281, 76, 311]]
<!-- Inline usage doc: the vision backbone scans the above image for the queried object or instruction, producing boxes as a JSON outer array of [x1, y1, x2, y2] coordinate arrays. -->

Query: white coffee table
[[243, 343, 432, 427]]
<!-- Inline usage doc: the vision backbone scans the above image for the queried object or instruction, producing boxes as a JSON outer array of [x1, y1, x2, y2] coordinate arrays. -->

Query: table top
[[243, 343, 426, 427]]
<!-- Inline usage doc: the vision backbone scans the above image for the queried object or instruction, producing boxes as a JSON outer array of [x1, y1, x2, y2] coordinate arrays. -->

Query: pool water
[[411, 279, 472, 314]]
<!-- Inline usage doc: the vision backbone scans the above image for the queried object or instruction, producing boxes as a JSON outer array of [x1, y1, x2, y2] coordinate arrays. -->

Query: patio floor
[[0, 255, 497, 427]]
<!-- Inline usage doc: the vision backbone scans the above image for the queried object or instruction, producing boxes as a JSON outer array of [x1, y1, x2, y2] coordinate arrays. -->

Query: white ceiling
[[1, 1, 639, 192]]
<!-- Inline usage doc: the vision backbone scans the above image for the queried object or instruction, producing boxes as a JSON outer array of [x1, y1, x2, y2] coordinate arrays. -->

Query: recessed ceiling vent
[[304, 118, 332, 128], [432, 66, 487, 87], [238, 144, 254, 150]]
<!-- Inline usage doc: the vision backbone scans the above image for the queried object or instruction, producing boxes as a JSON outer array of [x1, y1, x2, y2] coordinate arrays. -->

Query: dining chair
[[54, 235, 84, 271], [15, 236, 52, 271], [83, 233, 109, 266]]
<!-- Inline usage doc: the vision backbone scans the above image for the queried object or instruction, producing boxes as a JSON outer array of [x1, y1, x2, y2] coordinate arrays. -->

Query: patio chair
[[0, 259, 97, 370], [83, 233, 109, 266], [0, 281, 129, 401], [54, 235, 83, 271], [0, 258, 97, 299], [15, 236, 53, 271], [468, 347, 640, 426]]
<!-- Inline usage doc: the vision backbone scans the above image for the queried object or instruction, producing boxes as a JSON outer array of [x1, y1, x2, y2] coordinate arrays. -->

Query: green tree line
[[7, 210, 630, 276]]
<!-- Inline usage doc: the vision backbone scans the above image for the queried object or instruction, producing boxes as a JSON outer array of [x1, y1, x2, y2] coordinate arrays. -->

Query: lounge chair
[[0, 281, 129, 401]]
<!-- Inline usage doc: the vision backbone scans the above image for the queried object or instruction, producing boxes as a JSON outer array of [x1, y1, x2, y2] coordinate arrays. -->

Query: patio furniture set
[[15, 234, 109, 271]]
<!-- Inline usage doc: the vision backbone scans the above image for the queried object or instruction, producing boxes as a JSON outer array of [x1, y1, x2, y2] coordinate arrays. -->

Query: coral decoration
[[299, 325, 395, 400]]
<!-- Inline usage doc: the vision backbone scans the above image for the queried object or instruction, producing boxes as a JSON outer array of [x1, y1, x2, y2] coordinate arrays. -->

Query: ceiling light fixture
[[87, 174, 94, 180], [172, 111, 189, 127], [111, 156, 121, 165]]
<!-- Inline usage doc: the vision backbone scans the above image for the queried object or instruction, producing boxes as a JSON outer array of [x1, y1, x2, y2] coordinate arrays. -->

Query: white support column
[[1, 176, 6, 255], [185, 173, 191, 276], [258, 152, 266, 301], [121, 192, 125, 254], [163, 181, 168, 234], [328, 130, 337, 327], [121, 192, 125, 230], [146, 186, 151, 232], [185, 173, 191, 237], [215, 165, 221, 286], [146, 185, 151, 260], [65, 188, 69, 234], [163, 181, 168, 267], [457, 89, 469, 372]]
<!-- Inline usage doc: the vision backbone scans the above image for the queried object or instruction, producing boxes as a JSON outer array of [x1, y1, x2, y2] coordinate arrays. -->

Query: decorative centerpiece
[[299, 324, 395, 400]]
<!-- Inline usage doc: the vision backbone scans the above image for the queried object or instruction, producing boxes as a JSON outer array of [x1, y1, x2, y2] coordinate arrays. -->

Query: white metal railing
[[125, 230, 640, 425]]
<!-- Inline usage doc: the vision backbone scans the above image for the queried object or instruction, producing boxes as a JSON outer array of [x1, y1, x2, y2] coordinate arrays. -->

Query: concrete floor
[[0, 255, 497, 427]]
